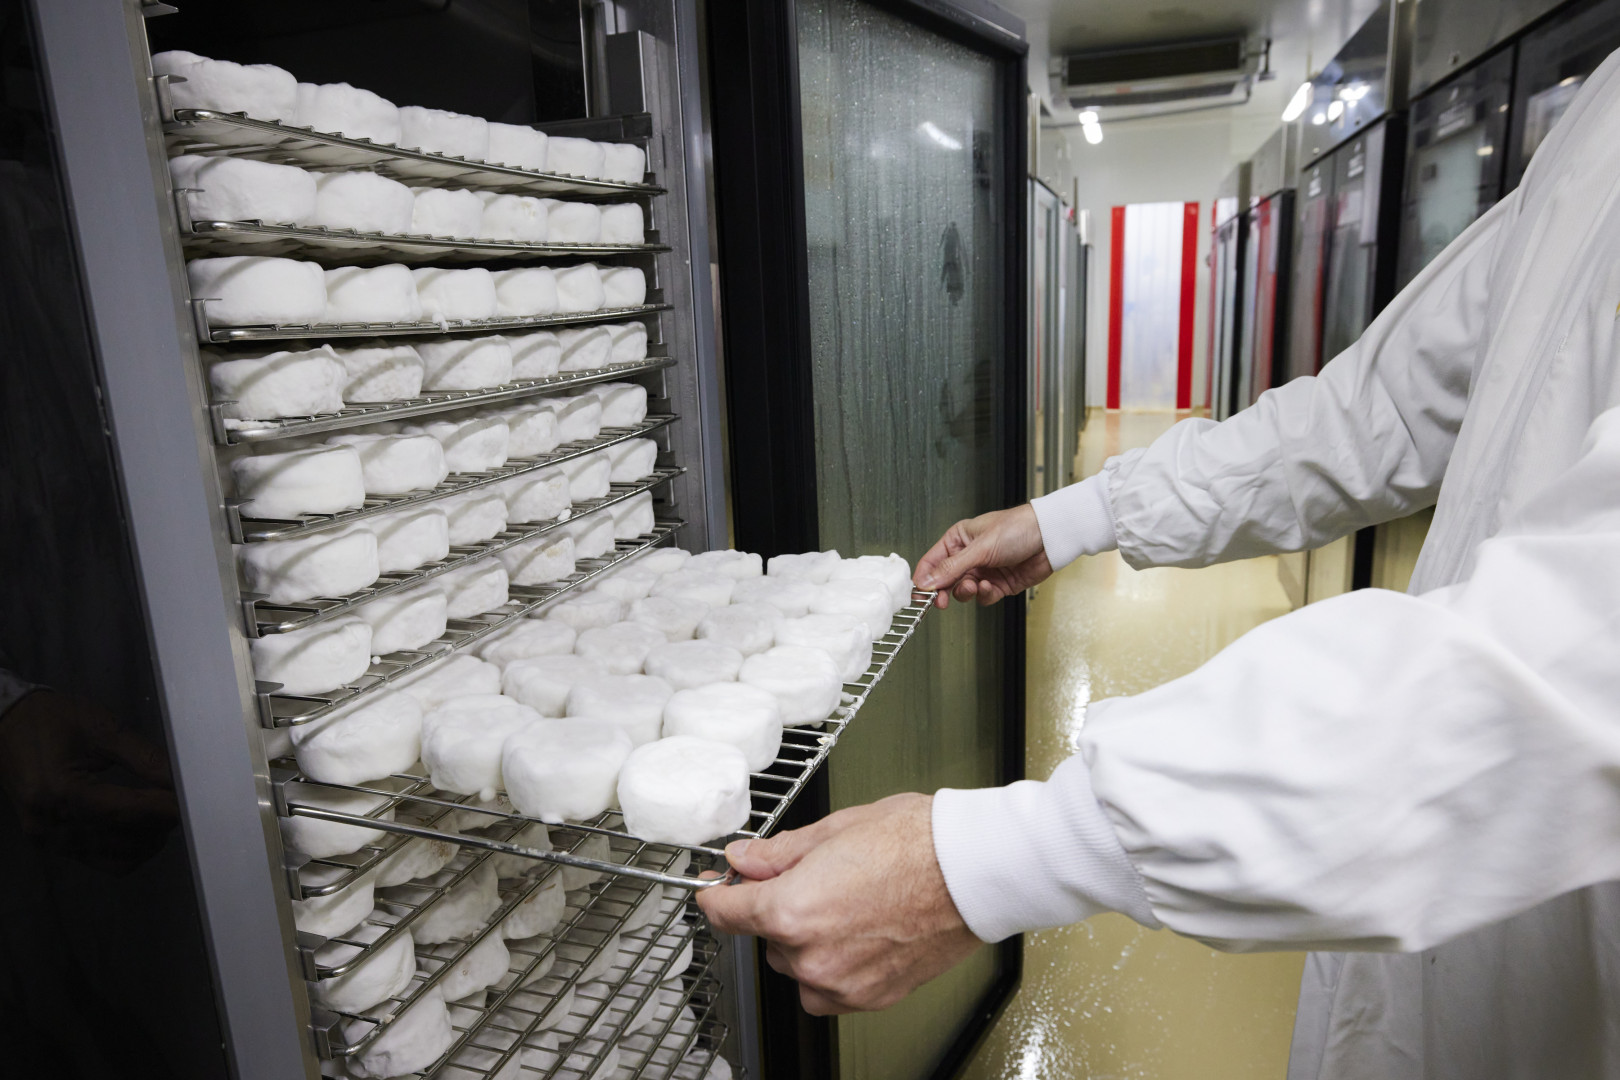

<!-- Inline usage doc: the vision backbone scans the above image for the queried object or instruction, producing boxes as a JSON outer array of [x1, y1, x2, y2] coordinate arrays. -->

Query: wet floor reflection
[[960, 411, 1306, 1080]]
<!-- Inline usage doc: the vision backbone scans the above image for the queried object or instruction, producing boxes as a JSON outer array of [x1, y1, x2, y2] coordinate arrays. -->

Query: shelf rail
[[245, 470, 682, 637], [233, 415, 673, 543], [256, 525, 685, 729], [194, 299, 672, 345], [179, 217, 668, 265], [158, 95, 665, 200], [212, 356, 674, 445]]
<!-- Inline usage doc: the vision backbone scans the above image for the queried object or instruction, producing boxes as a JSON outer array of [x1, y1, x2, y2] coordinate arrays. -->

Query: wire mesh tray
[[194, 299, 672, 344], [245, 470, 682, 637], [212, 356, 674, 445], [179, 217, 669, 265], [256, 527, 684, 730], [277, 591, 934, 895], [159, 99, 665, 201], [232, 416, 674, 543], [307, 829, 728, 1079]]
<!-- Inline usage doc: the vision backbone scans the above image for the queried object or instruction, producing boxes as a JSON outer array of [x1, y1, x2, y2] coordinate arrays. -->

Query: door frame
[[705, 0, 1028, 1077]]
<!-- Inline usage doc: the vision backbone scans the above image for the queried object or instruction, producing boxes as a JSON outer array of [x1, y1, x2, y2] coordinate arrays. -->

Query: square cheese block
[[398, 105, 489, 160], [169, 154, 315, 225], [412, 267, 497, 322], [307, 171, 414, 235], [187, 256, 325, 327], [232, 443, 364, 520], [478, 193, 549, 243], [546, 137, 605, 179], [410, 186, 483, 239], [487, 122, 548, 170], [208, 345, 345, 420], [250, 615, 372, 696], [417, 336, 513, 392], [323, 264, 422, 324], [509, 331, 562, 380], [151, 51, 297, 122], [371, 505, 450, 573], [553, 264, 604, 313], [330, 343, 424, 402], [323, 431, 447, 494], [600, 143, 648, 184], [295, 81, 401, 144], [492, 267, 557, 317], [599, 203, 645, 245]]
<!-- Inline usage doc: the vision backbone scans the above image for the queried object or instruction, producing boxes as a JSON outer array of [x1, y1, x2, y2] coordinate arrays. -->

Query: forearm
[[939, 406, 1620, 952], [1031, 198, 1510, 574]]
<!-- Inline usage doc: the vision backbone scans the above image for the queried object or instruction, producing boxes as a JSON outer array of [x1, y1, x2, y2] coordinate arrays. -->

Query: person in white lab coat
[[698, 47, 1620, 1080]]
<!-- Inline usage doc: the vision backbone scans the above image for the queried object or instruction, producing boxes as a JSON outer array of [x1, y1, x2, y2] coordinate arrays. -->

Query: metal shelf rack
[[233, 416, 674, 543], [278, 590, 935, 893], [159, 100, 665, 201], [179, 218, 669, 265], [245, 470, 682, 637], [213, 356, 674, 445], [195, 299, 671, 345], [255, 525, 684, 730]]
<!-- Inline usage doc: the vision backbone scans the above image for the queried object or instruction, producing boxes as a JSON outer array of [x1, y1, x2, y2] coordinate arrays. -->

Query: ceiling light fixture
[[1282, 80, 1311, 122]]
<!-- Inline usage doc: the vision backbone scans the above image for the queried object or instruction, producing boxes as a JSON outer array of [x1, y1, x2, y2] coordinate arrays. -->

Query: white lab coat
[[931, 49, 1620, 1080]]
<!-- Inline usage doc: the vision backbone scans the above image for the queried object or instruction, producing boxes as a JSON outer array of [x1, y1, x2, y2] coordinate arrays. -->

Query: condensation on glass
[[795, 1, 1007, 1078]]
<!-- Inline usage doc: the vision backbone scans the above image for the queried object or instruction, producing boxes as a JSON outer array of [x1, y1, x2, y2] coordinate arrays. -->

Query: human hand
[[914, 504, 1050, 608], [695, 793, 981, 1015], [0, 690, 179, 874]]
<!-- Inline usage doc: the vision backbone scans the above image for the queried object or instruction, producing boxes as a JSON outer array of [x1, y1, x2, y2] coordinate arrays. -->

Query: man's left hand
[[695, 793, 982, 1015]]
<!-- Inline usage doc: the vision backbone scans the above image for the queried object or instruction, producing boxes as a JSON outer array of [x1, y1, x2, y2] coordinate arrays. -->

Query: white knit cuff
[[1031, 475, 1118, 571], [932, 757, 1160, 944]]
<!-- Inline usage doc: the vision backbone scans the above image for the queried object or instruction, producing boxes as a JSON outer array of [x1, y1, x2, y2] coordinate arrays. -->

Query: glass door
[[1287, 160, 1332, 381], [707, 1, 1027, 1077], [1241, 190, 1292, 407], [1396, 47, 1513, 289], [1029, 181, 1061, 498], [795, 8, 1016, 1072], [1507, 0, 1620, 189], [1209, 211, 1245, 419], [1321, 120, 1396, 364]]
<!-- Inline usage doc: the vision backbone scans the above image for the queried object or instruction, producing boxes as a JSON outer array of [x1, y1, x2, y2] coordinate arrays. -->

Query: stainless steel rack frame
[[179, 218, 670, 265], [233, 416, 674, 543], [213, 357, 675, 445], [194, 300, 672, 345], [159, 99, 665, 202], [257, 525, 684, 730], [279, 590, 935, 895], [245, 470, 682, 637]]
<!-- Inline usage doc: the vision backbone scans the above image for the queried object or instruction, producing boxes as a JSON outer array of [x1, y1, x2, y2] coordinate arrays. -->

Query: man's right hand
[[914, 504, 1051, 608]]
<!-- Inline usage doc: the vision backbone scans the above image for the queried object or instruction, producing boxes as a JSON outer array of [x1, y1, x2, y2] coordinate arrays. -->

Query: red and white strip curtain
[[1106, 201, 1200, 410]]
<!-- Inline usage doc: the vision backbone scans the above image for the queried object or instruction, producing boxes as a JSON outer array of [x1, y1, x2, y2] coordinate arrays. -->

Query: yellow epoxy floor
[[958, 411, 1307, 1080]]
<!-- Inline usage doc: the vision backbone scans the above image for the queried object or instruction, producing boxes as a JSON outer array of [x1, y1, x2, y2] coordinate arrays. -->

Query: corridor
[[961, 412, 1307, 1080]]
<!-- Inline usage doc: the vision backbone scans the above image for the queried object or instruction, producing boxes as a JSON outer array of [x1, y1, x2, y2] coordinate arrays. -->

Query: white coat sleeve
[[938, 406, 1620, 951], [1030, 194, 1515, 572]]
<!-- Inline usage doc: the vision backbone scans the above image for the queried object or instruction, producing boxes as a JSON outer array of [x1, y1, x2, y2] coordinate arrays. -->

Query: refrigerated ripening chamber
[[1208, 163, 1249, 421], [1396, 46, 1513, 289], [0, 0, 1026, 1078], [1507, 0, 1620, 188], [1234, 127, 1293, 414], [1028, 179, 1086, 496]]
